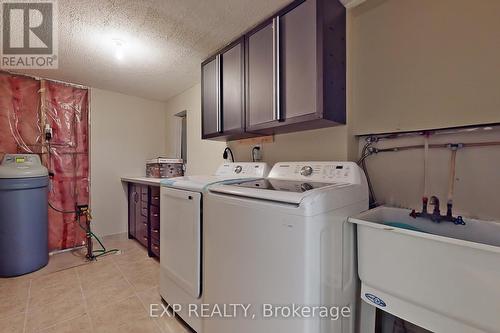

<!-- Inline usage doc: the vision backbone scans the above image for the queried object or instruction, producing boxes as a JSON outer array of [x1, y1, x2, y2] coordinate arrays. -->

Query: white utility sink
[[349, 206, 500, 333]]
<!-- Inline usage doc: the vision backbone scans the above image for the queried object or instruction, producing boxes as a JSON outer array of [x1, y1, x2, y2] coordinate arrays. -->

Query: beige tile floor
[[0, 234, 191, 333]]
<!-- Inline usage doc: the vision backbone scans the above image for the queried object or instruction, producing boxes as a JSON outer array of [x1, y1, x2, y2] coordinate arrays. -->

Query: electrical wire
[[223, 147, 235, 162]]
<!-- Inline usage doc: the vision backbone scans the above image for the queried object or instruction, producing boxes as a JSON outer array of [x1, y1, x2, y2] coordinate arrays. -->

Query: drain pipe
[[446, 144, 462, 218], [422, 133, 430, 214]]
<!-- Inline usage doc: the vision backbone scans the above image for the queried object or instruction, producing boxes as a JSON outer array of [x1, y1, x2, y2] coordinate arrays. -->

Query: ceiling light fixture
[[112, 38, 125, 61], [465, 127, 478, 132]]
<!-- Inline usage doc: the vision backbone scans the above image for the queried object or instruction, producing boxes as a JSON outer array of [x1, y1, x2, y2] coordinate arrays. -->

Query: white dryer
[[203, 162, 368, 333], [159, 162, 269, 333]]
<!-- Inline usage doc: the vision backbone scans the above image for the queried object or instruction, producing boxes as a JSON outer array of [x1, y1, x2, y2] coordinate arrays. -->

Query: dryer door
[[160, 187, 202, 298]]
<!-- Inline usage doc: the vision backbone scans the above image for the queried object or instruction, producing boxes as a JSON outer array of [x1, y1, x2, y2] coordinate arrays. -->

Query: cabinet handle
[[216, 54, 222, 133], [153, 196, 159, 200], [152, 229, 159, 234], [143, 236, 148, 241], [153, 245, 159, 250], [153, 213, 158, 217], [272, 17, 282, 122]]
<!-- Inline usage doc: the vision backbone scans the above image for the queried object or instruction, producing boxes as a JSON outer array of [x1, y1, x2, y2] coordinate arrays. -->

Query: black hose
[[46, 130, 118, 259], [223, 147, 235, 162], [48, 201, 78, 214], [358, 142, 378, 208], [49, 202, 119, 259], [74, 215, 119, 260]]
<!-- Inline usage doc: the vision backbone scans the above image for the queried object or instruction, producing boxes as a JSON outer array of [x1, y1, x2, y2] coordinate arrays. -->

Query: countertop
[[121, 177, 165, 186]]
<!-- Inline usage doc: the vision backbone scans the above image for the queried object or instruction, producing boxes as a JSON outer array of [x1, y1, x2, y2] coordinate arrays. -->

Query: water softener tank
[[0, 154, 49, 277]]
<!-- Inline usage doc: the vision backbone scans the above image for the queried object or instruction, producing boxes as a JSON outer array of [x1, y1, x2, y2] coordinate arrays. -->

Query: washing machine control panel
[[215, 162, 269, 178], [299, 166, 313, 176], [269, 162, 361, 184]]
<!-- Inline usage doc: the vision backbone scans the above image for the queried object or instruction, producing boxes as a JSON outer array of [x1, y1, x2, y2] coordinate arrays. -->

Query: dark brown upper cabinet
[[201, 56, 219, 138], [247, 0, 346, 135], [202, 0, 346, 140], [222, 40, 244, 134], [246, 20, 275, 129], [202, 38, 254, 140]]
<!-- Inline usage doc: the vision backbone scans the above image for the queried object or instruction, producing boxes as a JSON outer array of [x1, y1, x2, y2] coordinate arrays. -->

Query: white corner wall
[[360, 128, 500, 221], [228, 126, 349, 165], [164, 83, 348, 170], [161, 0, 500, 222], [165, 84, 226, 176], [349, 0, 500, 135], [90, 88, 166, 236]]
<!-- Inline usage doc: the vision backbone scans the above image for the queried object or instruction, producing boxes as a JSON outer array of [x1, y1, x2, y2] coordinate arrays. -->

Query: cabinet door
[[246, 21, 275, 129], [128, 184, 137, 238], [136, 185, 148, 247], [281, 0, 317, 120], [221, 40, 244, 133], [201, 57, 220, 137]]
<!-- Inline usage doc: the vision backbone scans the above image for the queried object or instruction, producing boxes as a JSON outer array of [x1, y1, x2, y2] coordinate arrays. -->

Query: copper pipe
[[377, 141, 500, 152], [447, 149, 457, 202], [462, 141, 500, 147]]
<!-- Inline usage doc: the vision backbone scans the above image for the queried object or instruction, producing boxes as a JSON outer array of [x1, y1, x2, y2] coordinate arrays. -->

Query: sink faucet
[[446, 201, 453, 218], [410, 195, 465, 225], [429, 196, 441, 222]]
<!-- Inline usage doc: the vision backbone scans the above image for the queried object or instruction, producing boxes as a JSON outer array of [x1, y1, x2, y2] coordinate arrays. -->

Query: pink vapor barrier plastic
[[0, 72, 89, 251]]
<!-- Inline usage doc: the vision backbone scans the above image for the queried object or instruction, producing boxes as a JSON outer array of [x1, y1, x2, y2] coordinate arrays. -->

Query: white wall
[[165, 84, 225, 175], [90, 88, 166, 236], [347, 0, 500, 221], [361, 127, 500, 221], [164, 84, 348, 170], [228, 126, 349, 165], [349, 0, 500, 135], [162, 0, 500, 222]]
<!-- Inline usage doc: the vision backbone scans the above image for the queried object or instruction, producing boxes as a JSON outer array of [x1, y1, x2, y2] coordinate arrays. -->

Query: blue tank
[[0, 154, 49, 277]]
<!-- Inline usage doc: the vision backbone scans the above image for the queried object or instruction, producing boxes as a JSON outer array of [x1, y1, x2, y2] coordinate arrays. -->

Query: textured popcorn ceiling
[[20, 0, 292, 101]]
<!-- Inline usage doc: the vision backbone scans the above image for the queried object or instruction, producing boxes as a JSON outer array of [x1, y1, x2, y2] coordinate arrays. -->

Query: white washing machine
[[203, 162, 369, 333], [159, 162, 269, 333]]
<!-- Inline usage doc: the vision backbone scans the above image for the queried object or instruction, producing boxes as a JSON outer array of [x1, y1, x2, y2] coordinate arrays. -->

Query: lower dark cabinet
[[151, 237, 160, 257], [128, 183, 161, 259]]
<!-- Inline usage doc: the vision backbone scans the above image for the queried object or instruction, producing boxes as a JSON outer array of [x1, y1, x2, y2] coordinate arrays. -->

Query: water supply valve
[[44, 124, 53, 141], [447, 143, 464, 151]]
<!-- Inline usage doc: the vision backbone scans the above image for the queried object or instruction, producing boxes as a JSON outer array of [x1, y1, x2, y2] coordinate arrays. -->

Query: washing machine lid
[[0, 154, 48, 179], [210, 180, 351, 204], [208, 161, 363, 204], [160, 162, 269, 192], [160, 175, 245, 192], [229, 178, 336, 192]]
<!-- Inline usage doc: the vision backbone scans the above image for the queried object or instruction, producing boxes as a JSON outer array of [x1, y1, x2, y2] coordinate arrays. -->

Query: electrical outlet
[[252, 145, 262, 161]]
